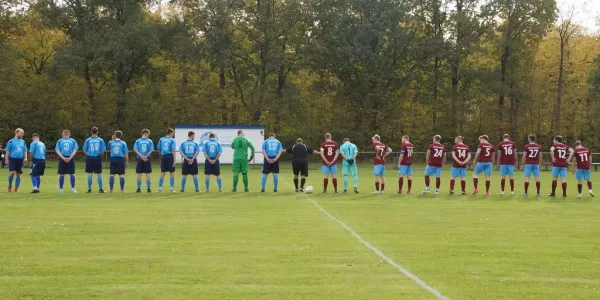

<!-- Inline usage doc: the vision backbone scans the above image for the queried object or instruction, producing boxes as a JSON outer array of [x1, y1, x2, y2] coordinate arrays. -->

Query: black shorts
[[136, 159, 152, 174], [110, 159, 126, 175], [262, 157, 280, 174], [30, 160, 46, 177], [182, 159, 198, 175], [161, 156, 175, 173], [9, 158, 23, 174], [204, 159, 221, 176], [292, 160, 309, 177], [85, 157, 103, 174], [58, 160, 75, 175]]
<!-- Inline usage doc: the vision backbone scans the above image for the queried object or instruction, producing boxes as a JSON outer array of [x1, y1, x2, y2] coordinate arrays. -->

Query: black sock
[[301, 178, 306, 188], [294, 178, 299, 189]]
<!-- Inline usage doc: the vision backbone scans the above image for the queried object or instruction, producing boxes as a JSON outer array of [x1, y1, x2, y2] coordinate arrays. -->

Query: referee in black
[[286, 138, 320, 192]]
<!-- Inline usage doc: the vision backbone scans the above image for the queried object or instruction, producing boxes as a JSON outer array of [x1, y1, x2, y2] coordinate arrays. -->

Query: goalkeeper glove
[[248, 155, 254, 162], [347, 159, 354, 165]]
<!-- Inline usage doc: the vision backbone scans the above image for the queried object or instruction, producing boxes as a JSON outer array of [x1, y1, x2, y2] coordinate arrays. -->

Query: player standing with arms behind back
[[6, 128, 26, 192], [29, 133, 46, 193], [473, 135, 494, 196], [549, 135, 573, 197], [261, 133, 283, 192], [397, 135, 414, 194], [497, 134, 517, 195], [56, 129, 78, 194], [133, 129, 154, 193], [107, 131, 128, 193], [320, 133, 339, 193], [568, 141, 594, 198], [450, 136, 470, 195], [522, 135, 542, 196], [203, 134, 223, 192], [157, 128, 177, 193], [179, 131, 201, 192], [372, 135, 392, 194], [231, 130, 255, 192], [339, 138, 359, 194], [82, 127, 107, 193], [423, 135, 445, 195]]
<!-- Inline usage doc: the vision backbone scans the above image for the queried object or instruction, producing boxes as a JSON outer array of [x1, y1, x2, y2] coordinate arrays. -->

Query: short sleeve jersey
[[320, 141, 339, 165], [6, 138, 27, 159], [452, 143, 470, 168], [497, 140, 517, 165], [107, 139, 128, 158], [428, 143, 445, 167], [552, 143, 571, 167], [574, 147, 591, 170], [158, 136, 177, 156], [180, 140, 200, 159], [373, 142, 391, 165], [286, 144, 313, 161], [204, 140, 223, 159], [83, 137, 107, 157], [262, 138, 283, 158], [400, 142, 414, 166], [55, 138, 78, 157], [134, 138, 154, 159], [523, 143, 542, 165], [30, 141, 46, 160], [477, 142, 494, 163]]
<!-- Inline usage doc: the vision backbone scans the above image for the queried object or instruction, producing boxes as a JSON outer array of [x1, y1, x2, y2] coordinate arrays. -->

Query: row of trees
[[1, 0, 599, 149]]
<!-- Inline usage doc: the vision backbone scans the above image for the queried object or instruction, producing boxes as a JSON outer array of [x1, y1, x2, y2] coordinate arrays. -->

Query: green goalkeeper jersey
[[231, 136, 255, 160]]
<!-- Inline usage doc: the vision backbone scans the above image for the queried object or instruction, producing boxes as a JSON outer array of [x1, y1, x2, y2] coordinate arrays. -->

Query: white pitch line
[[286, 182, 449, 300]]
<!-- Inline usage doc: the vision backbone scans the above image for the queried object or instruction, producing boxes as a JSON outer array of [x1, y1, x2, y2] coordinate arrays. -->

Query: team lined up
[[4, 127, 594, 198]]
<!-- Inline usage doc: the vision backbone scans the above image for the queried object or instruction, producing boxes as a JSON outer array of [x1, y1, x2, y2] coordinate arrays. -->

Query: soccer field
[[2, 164, 600, 299]]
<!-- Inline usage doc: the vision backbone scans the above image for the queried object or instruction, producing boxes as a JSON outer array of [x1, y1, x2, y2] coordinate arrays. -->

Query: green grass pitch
[[1, 163, 600, 299]]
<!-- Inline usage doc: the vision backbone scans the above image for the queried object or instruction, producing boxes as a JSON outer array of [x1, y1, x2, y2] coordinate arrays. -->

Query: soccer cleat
[[548, 193, 555, 197], [244, 189, 250, 193], [577, 194, 583, 198], [71, 189, 78, 194], [590, 190, 594, 197], [343, 190, 348, 194], [511, 191, 515, 196], [406, 191, 411, 195], [473, 189, 479, 195], [298, 188, 303, 193], [147, 189, 152, 193], [136, 189, 141, 193], [521, 192, 528, 197], [485, 192, 490, 196], [434, 190, 439, 195], [7, 187, 11, 192], [274, 189, 278, 193], [14, 189, 19, 192], [232, 189, 237, 193], [59, 189, 64, 195], [334, 190, 338, 194], [449, 190, 454, 195], [372, 191, 380, 194], [109, 190, 113, 193], [422, 188, 430, 194], [121, 190, 127, 193], [156, 188, 162, 193], [500, 191, 505, 196], [218, 190, 223, 193], [461, 191, 466, 195], [180, 189, 185, 193], [322, 189, 327, 193], [536, 193, 541, 197], [562, 194, 567, 198], [31, 189, 40, 194], [261, 189, 265, 193], [398, 191, 403, 195], [99, 189, 105, 194], [170, 188, 175, 193], [87, 189, 92, 194], [195, 190, 200, 193], [354, 187, 359, 194]]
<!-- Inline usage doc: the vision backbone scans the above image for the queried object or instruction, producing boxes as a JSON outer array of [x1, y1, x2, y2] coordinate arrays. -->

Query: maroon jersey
[[477, 142, 494, 163], [497, 140, 517, 165], [523, 143, 542, 165], [452, 143, 470, 168], [552, 143, 571, 167], [320, 141, 339, 165], [400, 142, 414, 166], [373, 142, 389, 165], [574, 147, 591, 170], [427, 143, 446, 167]]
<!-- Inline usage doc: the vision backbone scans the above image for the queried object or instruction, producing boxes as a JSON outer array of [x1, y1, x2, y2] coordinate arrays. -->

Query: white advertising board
[[173, 125, 265, 164]]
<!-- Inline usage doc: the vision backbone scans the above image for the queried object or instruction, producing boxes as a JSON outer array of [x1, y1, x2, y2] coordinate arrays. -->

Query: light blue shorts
[[500, 165, 515, 176], [374, 164, 385, 176], [322, 165, 338, 175], [451, 167, 466, 178], [575, 169, 591, 181], [524, 164, 540, 178], [474, 162, 493, 176], [342, 164, 358, 176], [398, 165, 412, 176], [424, 166, 442, 177], [552, 167, 568, 178]]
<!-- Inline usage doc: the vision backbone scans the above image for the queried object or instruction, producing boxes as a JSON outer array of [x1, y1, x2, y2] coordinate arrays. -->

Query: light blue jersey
[[82, 136, 107, 157], [6, 138, 27, 159], [108, 139, 128, 158], [262, 138, 283, 158], [180, 140, 200, 159], [30, 141, 46, 160], [134, 138, 154, 159], [55, 138, 78, 157], [204, 140, 223, 159], [158, 136, 176, 156], [340, 142, 358, 166]]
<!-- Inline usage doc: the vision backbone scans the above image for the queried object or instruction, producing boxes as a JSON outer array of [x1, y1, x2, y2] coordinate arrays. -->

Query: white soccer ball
[[305, 186, 314, 194]]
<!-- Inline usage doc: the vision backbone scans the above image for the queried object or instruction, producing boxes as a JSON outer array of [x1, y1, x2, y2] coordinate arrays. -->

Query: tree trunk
[[115, 62, 127, 127], [219, 65, 228, 124], [552, 40, 565, 131], [83, 61, 98, 125], [432, 55, 440, 132], [498, 41, 510, 133]]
